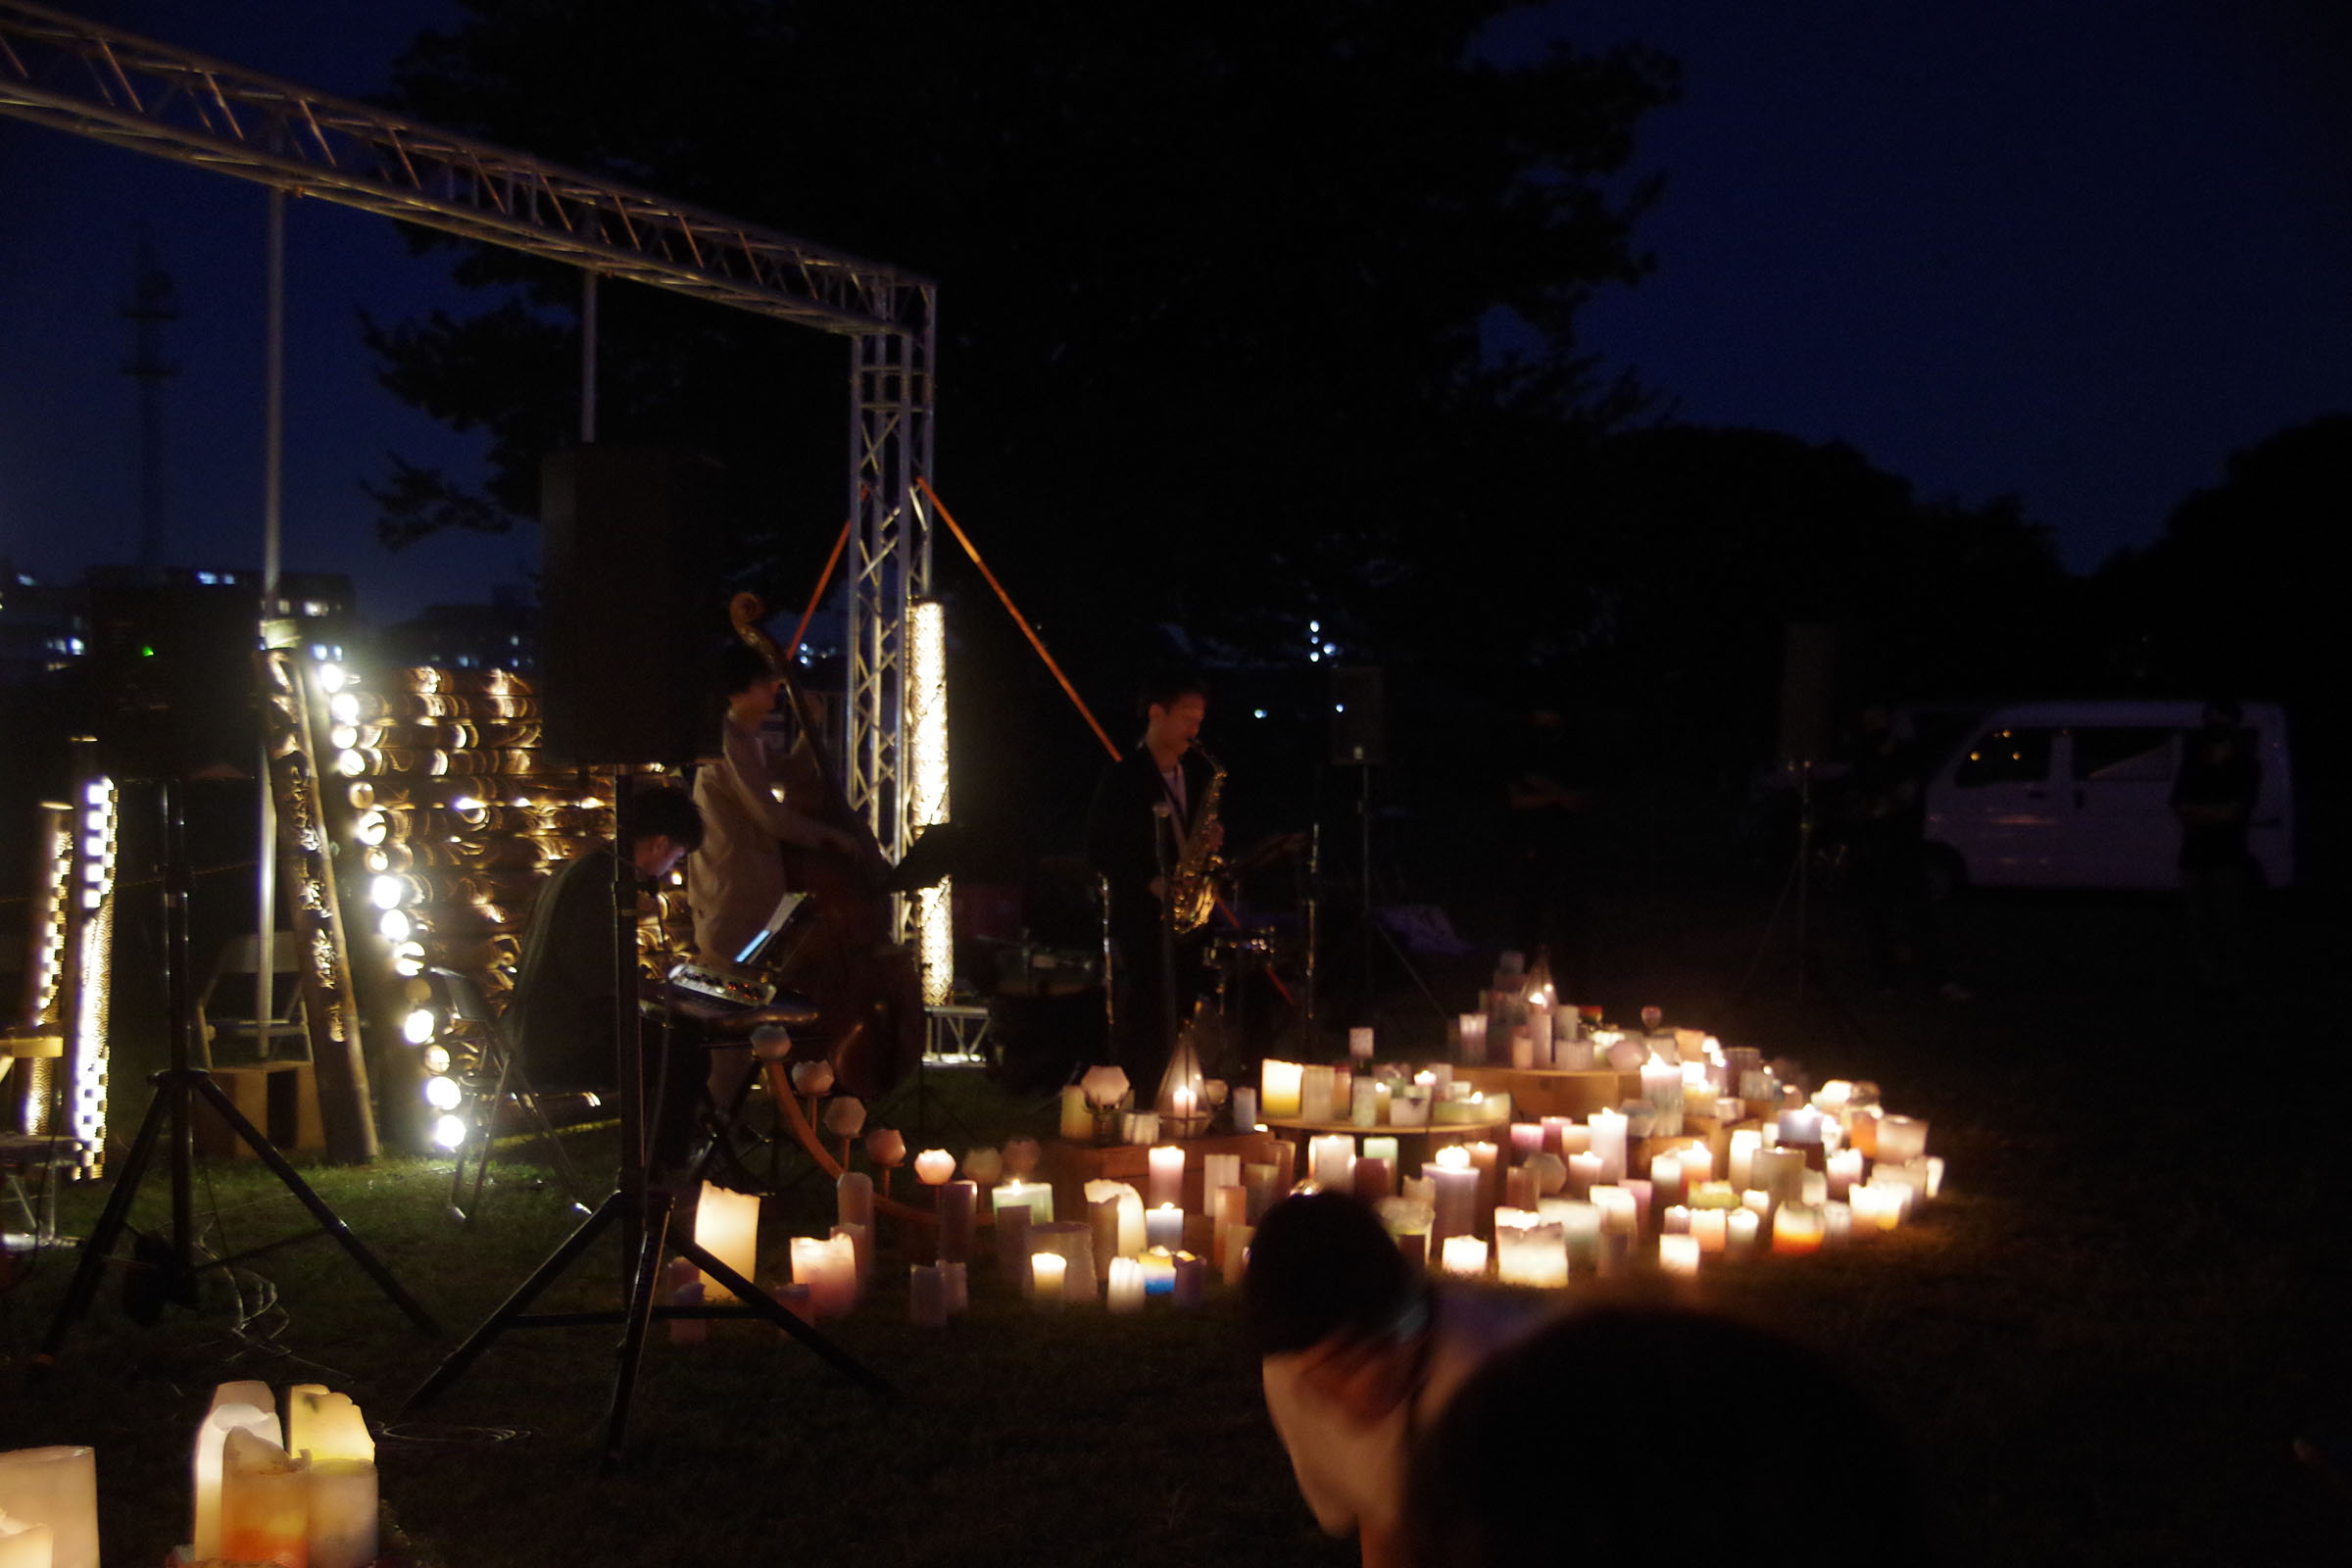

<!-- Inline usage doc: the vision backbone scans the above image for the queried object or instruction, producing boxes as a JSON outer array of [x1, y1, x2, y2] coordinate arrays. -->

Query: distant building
[[0, 561, 88, 683], [377, 583, 537, 673]]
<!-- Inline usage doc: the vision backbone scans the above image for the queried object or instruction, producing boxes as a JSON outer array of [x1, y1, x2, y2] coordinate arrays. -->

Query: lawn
[[5, 884, 2348, 1566]]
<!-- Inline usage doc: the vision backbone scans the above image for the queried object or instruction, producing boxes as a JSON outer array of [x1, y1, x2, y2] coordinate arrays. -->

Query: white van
[[1920, 700, 2294, 893]]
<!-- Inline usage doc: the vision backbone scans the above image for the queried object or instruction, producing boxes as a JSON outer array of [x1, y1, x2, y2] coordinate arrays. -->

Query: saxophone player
[[1084, 670, 1224, 1102]]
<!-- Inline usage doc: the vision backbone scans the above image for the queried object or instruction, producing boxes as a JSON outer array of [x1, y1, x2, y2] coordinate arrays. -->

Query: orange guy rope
[[784, 514, 856, 664], [916, 475, 1121, 760]]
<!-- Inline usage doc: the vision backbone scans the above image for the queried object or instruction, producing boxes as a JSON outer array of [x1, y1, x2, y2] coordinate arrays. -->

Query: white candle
[[1642, 1059, 1684, 1136], [1494, 1220, 1568, 1288], [1389, 1085, 1431, 1127], [193, 1383, 280, 1561], [1171, 1085, 1198, 1124], [1059, 1084, 1093, 1140], [1261, 1060, 1303, 1119], [1728, 1128, 1763, 1191], [1457, 1012, 1488, 1063], [831, 1221, 871, 1296], [1030, 1251, 1067, 1308], [1566, 1151, 1601, 1199], [1088, 1196, 1125, 1278], [1299, 1064, 1337, 1122], [1591, 1185, 1638, 1236], [1649, 1152, 1686, 1208], [1348, 1076, 1380, 1127], [1349, 1026, 1375, 1060], [1750, 1147, 1805, 1211], [1231, 1086, 1258, 1129], [307, 1459, 377, 1568], [1777, 1105, 1824, 1147], [0, 1447, 96, 1568], [698, 1181, 763, 1299], [1211, 1185, 1250, 1266], [1661, 1203, 1690, 1234], [1528, 1005, 1553, 1068], [1201, 1152, 1242, 1196], [1146, 1202, 1185, 1251], [220, 1430, 308, 1568], [909, 1262, 949, 1327], [1440, 1235, 1490, 1278], [1425, 1152, 1479, 1253], [1658, 1233, 1701, 1276], [1510, 1025, 1534, 1069], [1678, 1143, 1715, 1186], [1085, 1179, 1148, 1255], [0, 1515, 53, 1568], [285, 1387, 373, 1465], [1106, 1256, 1146, 1313], [1689, 1206, 1728, 1253], [1852, 1181, 1907, 1231], [1726, 1207, 1761, 1257], [1147, 1145, 1186, 1209], [1308, 1133, 1356, 1191], [1030, 1221, 1100, 1302], [1876, 1114, 1929, 1165], [1587, 1108, 1628, 1184]]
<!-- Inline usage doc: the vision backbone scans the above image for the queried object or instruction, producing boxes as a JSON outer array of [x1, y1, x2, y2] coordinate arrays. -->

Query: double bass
[[726, 593, 924, 1101]]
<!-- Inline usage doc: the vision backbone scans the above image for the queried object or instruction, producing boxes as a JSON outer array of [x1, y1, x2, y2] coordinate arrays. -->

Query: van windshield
[[2073, 727, 2175, 782], [1954, 727, 2054, 787]]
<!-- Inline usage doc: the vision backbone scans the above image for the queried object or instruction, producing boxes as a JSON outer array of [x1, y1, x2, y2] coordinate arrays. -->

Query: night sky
[[3, 1, 2346, 622]]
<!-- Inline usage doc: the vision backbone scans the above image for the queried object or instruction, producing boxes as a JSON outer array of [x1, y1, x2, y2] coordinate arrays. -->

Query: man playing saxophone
[[1085, 670, 1224, 1102]]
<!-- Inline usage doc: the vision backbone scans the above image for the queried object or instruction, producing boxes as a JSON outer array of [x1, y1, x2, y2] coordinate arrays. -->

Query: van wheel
[[1923, 846, 1966, 903]]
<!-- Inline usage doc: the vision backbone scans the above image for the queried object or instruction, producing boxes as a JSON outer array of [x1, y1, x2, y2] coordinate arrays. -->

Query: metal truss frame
[[1, 0, 936, 856]]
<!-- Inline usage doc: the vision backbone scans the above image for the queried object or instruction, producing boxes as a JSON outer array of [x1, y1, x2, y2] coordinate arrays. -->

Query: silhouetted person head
[[1403, 1307, 1931, 1568], [1245, 1189, 1416, 1361]]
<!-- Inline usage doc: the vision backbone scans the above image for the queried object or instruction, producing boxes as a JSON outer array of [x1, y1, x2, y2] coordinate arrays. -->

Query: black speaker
[[1779, 622, 1838, 765], [84, 584, 260, 779], [1330, 665, 1386, 766], [540, 446, 726, 766]]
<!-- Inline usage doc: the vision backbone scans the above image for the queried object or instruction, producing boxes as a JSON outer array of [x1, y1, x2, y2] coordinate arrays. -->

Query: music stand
[[401, 774, 889, 1468]]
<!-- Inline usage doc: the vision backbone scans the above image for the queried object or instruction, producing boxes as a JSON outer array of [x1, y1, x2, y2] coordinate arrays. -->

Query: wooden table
[[1040, 1128, 1282, 1223], [1454, 1065, 1640, 1119], [1258, 1114, 1508, 1165]]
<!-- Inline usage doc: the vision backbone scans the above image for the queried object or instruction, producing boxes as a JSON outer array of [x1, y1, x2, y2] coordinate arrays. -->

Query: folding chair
[[429, 967, 595, 1221]]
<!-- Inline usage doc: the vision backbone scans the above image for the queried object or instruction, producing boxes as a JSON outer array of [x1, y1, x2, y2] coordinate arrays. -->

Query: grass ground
[[5, 882, 2350, 1566]]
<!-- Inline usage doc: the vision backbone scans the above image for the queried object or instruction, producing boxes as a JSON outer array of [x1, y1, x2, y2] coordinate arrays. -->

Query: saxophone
[[1167, 747, 1227, 934]]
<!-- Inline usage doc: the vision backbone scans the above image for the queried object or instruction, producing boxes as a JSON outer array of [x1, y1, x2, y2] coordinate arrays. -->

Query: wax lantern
[[1851, 1181, 1907, 1231], [220, 1429, 308, 1568], [307, 1459, 377, 1568], [1727, 1128, 1763, 1191], [1690, 1180, 1739, 1210], [1800, 1169, 1828, 1206], [1261, 1059, 1304, 1119], [1726, 1207, 1761, 1257], [1299, 1064, 1338, 1123], [865, 1127, 907, 1169], [1528, 1004, 1553, 1068], [1777, 1106, 1824, 1147], [0, 1514, 53, 1568], [1650, 1152, 1686, 1208], [1605, 1036, 1644, 1073], [790, 1058, 835, 1097], [1689, 1207, 1728, 1253], [1002, 1136, 1042, 1178], [0, 1447, 95, 1568], [1457, 1012, 1489, 1063], [750, 1024, 794, 1062], [1087, 1196, 1123, 1280], [1566, 1151, 1601, 1200], [1750, 1148, 1805, 1211], [1678, 1144, 1715, 1186], [1642, 1059, 1684, 1136], [193, 1383, 281, 1561], [914, 1148, 956, 1186], [1106, 1257, 1147, 1313], [1308, 1134, 1355, 1192], [1146, 1202, 1185, 1251], [822, 1096, 867, 1139], [1030, 1251, 1067, 1309], [1591, 1186, 1638, 1236], [1587, 1109, 1628, 1184], [1661, 1204, 1690, 1234], [1349, 1026, 1375, 1060], [1876, 1115, 1929, 1165], [1494, 1220, 1568, 1288], [1390, 1084, 1431, 1128], [909, 1263, 949, 1327], [697, 1182, 762, 1299], [1081, 1064, 1131, 1112], [1147, 1144, 1186, 1208], [1030, 1222, 1099, 1303], [833, 1219, 872, 1290], [1773, 1202, 1826, 1255], [285, 1387, 373, 1465], [963, 1146, 1005, 1186], [1058, 1084, 1093, 1140], [1658, 1233, 1701, 1276], [1200, 1153, 1241, 1198], [792, 1235, 858, 1317], [1349, 1076, 1381, 1127], [1440, 1235, 1490, 1278], [1085, 1179, 1148, 1255]]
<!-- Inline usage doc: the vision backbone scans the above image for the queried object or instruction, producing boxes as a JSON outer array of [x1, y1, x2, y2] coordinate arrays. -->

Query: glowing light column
[[906, 600, 952, 1004], [69, 772, 119, 1171]]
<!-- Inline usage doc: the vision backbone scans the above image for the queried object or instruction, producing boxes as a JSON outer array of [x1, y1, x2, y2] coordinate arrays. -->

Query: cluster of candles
[[1306, 1054, 1944, 1284], [0, 1382, 379, 1568], [1252, 1053, 1504, 1130]]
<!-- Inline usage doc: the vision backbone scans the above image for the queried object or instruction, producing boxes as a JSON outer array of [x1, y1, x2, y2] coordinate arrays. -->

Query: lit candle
[[1426, 1149, 1480, 1253], [285, 1387, 373, 1465], [1587, 1108, 1628, 1184], [219, 1430, 308, 1568], [1642, 1059, 1684, 1137], [1088, 1195, 1124, 1278], [1726, 1207, 1761, 1257], [1142, 1247, 1178, 1296], [1146, 1201, 1185, 1250], [0, 1447, 95, 1568], [1728, 1128, 1763, 1191], [909, 1262, 949, 1327], [1749, 1147, 1805, 1211], [991, 1179, 1055, 1225], [1650, 1152, 1686, 1208], [1678, 1143, 1715, 1186], [1212, 1185, 1250, 1267], [1147, 1145, 1186, 1209], [1440, 1235, 1490, 1278], [832, 1220, 871, 1295], [1591, 1185, 1637, 1236], [1690, 1179, 1739, 1209], [1031, 1222, 1100, 1302], [1261, 1059, 1303, 1119], [1689, 1206, 1728, 1253], [1566, 1151, 1601, 1199], [1876, 1114, 1929, 1165], [1773, 1202, 1826, 1255], [1528, 1004, 1553, 1068], [697, 1181, 762, 1299], [1466, 1141, 1500, 1232], [1777, 1105, 1824, 1147], [1494, 1219, 1568, 1288], [1309, 1134, 1356, 1191], [1171, 1085, 1198, 1124], [1822, 1200, 1854, 1247], [0, 1516, 53, 1568], [1457, 1012, 1488, 1063], [1510, 1025, 1534, 1069], [1852, 1180, 1908, 1231], [193, 1383, 280, 1562], [307, 1459, 377, 1568], [1107, 1256, 1146, 1313], [1030, 1251, 1067, 1309], [1086, 1179, 1147, 1255], [1658, 1233, 1701, 1276], [1389, 1084, 1431, 1128], [1526, 1152, 1566, 1198], [1661, 1203, 1690, 1234]]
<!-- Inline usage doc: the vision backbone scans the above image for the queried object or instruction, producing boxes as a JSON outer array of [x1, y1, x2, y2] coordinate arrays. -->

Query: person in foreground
[[1245, 1191, 1551, 1568], [1401, 1305, 1932, 1567]]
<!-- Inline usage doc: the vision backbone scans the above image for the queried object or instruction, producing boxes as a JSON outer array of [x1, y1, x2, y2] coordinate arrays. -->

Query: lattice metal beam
[[0, 1, 928, 334], [847, 316, 938, 862]]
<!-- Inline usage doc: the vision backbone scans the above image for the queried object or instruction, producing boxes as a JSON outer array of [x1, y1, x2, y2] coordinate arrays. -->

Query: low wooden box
[[1041, 1128, 1281, 1221]]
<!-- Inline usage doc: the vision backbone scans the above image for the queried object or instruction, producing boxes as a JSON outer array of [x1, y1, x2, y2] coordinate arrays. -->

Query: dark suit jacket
[[1084, 746, 1217, 938], [507, 845, 638, 1089]]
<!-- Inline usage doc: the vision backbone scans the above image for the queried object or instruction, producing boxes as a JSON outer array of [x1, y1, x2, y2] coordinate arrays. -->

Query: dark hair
[[718, 639, 779, 698], [1139, 667, 1208, 719], [626, 785, 705, 854], [1404, 1308, 1930, 1566], [1244, 1191, 1413, 1358]]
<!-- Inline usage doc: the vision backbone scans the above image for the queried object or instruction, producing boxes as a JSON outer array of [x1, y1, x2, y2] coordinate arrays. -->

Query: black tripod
[[36, 777, 438, 1367], [1337, 762, 1445, 1030], [1736, 763, 1874, 1051], [401, 778, 889, 1469]]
